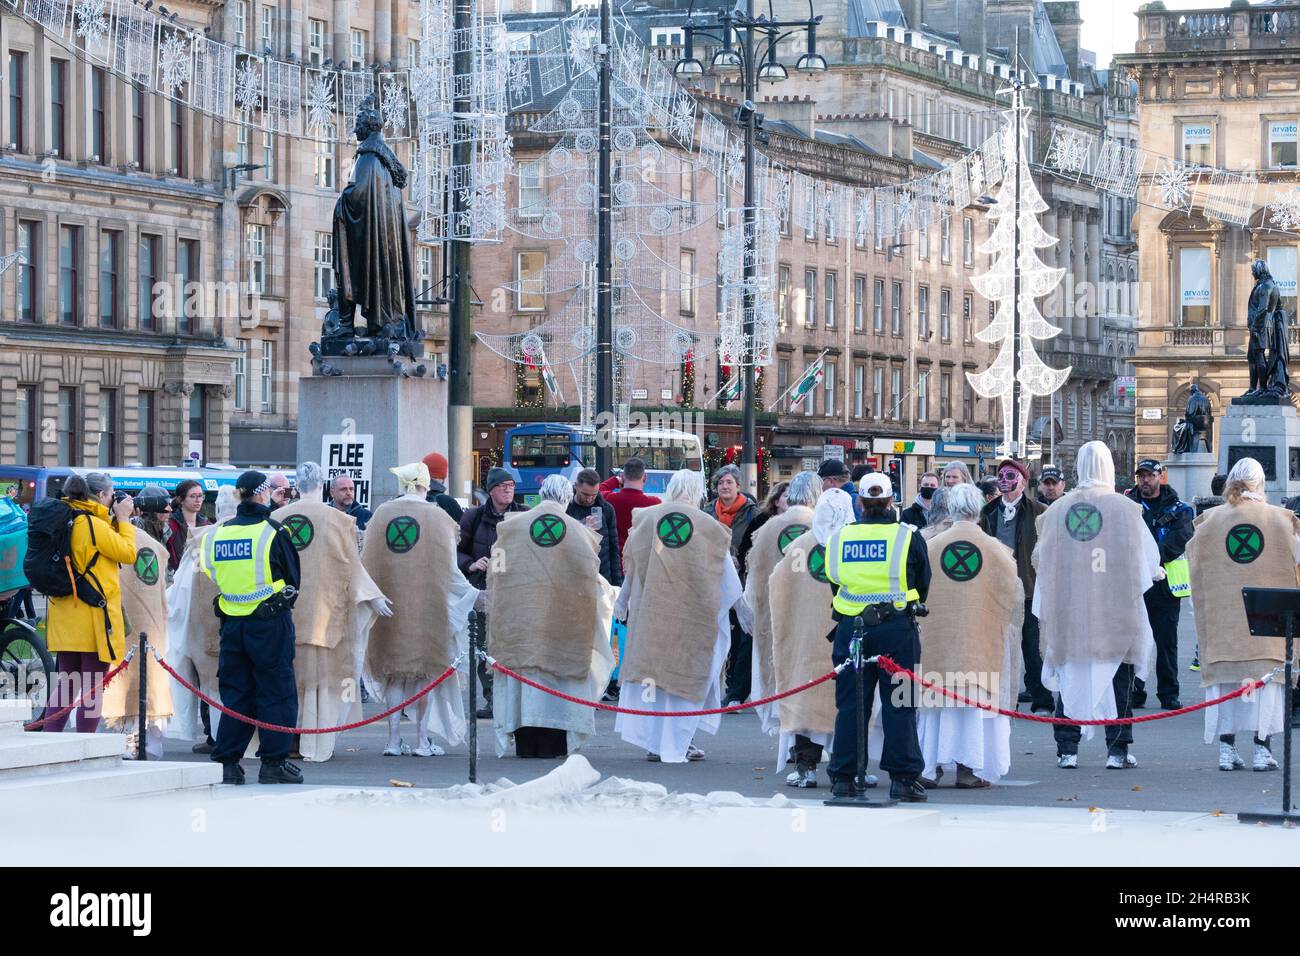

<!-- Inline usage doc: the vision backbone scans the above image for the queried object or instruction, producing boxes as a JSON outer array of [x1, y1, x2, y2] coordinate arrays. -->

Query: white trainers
[[1057, 754, 1078, 769], [412, 740, 445, 757], [685, 744, 706, 762], [785, 768, 818, 788], [1106, 752, 1138, 769], [382, 742, 411, 756], [1253, 744, 1279, 772], [1219, 743, 1245, 771]]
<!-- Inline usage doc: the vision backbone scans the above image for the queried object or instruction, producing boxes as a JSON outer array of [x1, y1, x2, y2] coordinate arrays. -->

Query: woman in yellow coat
[[42, 472, 137, 733]]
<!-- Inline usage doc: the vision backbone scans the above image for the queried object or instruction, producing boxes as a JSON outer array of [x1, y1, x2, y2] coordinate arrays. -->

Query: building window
[[891, 281, 902, 335], [314, 127, 336, 188], [518, 161, 543, 217], [190, 387, 208, 452], [235, 0, 249, 48], [940, 217, 951, 263], [873, 278, 884, 333], [778, 265, 791, 328], [58, 387, 79, 466], [259, 4, 274, 50], [855, 202, 868, 250], [133, 86, 146, 167], [939, 288, 951, 342], [245, 223, 265, 296], [917, 224, 929, 260], [170, 101, 187, 177], [963, 293, 973, 344], [14, 385, 37, 466], [1178, 246, 1211, 326], [854, 364, 865, 418], [853, 275, 866, 332], [803, 268, 816, 328], [418, 246, 435, 306], [890, 367, 902, 419], [263, 129, 275, 178], [917, 371, 928, 422], [137, 390, 155, 464], [872, 366, 883, 419], [1181, 120, 1212, 166], [777, 358, 789, 412], [234, 339, 248, 412], [1269, 119, 1298, 168], [309, 18, 325, 66], [963, 378, 974, 422], [715, 251, 724, 315], [917, 284, 929, 340], [58, 225, 82, 326], [516, 251, 546, 311], [177, 238, 199, 333], [91, 67, 108, 164], [680, 169, 696, 225], [17, 220, 40, 323], [824, 272, 836, 329], [802, 362, 816, 417], [138, 233, 160, 329], [1266, 245, 1298, 320], [260, 341, 274, 412], [779, 187, 791, 236], [8, 51, 26, 153], [313, 232, 333, 300], [823, 361, 835, 417], [50, 60, 67, 157], [963, 216, 973, 267], [940, 371, 952, 421], [98, 388, 119, 467], [351, 29, 366, 67], [679, 250, 695, 315], [237, 121, 250, 166]]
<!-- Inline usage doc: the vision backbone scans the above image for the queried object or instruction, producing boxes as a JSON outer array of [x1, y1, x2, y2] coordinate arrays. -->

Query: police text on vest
[[213, 539, 254, 561], [841, 540, 887, 562]]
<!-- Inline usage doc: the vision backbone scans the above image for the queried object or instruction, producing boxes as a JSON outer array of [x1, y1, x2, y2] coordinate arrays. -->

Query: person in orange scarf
[[705, 464, 759, 707]]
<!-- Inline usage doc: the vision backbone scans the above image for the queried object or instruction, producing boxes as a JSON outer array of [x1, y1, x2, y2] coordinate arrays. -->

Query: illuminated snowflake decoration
[[1046, 128, 1090, 175], [507, 53, 531, 103], [305, 73, 336, 138], [234, 61, 263, 115], [1267, 188, 1300, 232], [73, 0, 110, 50], [1154, 162, 1193, 209], [382, 78, 408, 136], [157, 34, 192, 97]]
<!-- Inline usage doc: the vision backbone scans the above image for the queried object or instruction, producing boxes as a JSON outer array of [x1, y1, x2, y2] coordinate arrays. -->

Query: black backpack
[[24, 498, 106, 605]]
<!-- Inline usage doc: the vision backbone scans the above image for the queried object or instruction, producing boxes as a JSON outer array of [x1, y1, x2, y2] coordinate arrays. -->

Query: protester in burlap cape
[[768, 529, 838, 737], [276, 493, 387, 761], [103, 526, 173, 726], [619, 500, 734, 702], [488, 500, 604, 682], [743, 504, 816, 730], [362, 496, 460, 681], [922, 523, 1023, 703]]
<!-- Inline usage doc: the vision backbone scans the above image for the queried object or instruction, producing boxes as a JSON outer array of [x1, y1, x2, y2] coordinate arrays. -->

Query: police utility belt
[[853, 599, 928, 627], [213, 586, 297, 620]]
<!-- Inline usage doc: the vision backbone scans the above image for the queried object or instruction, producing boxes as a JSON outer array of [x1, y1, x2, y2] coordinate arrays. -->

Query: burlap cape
[[362, 497, 460, 681], [767, 530, 838, 735], [1033, 487, 1157, 668], [618, 501, 733, 701], [275, 498, 366, 650], [745, 506, 815, 698], [921, 523, 1023, 699], [104, 527, 173, 722], [1188, 500, 1300, 682], [487, 500, 603, 682]]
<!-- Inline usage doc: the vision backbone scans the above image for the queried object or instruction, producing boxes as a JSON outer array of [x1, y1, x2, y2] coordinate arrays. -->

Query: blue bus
[[503, 423, 703, 505], [0, 464, 264, 518]]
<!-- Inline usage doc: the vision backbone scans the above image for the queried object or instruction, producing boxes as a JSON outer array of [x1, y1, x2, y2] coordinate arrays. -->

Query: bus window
[[610, 443, 702, 472], [0, 475, 38, 510], [509, 434, 577, 469]]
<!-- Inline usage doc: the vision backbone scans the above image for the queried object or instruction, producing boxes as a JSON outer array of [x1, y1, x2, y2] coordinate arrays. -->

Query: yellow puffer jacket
[[45, 498, 138, 663]]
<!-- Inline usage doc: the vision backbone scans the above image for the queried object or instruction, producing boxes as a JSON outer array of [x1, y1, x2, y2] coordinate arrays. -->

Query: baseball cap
[[857, 473, 893, 501], [1135, 459, 1164, 475], [1039, 465, 1063, 483], [818, 459, 850, 480]]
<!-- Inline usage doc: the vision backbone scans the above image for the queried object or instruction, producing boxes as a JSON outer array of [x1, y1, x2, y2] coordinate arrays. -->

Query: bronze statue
[[1235, 259, 1290, 404], [1171, 383, 1212, 453], [317, 94, 422, 362]]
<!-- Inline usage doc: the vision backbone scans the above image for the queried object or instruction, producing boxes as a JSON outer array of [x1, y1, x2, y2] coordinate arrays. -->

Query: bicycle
[[0, 588, 54, 722]]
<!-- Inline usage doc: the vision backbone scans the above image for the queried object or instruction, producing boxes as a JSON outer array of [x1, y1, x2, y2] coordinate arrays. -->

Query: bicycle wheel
[[0, 618, 54, 720]]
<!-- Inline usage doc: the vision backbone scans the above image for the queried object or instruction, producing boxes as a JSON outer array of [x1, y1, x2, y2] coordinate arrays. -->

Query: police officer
[[1124, 459, 1194, 709], [824, 471, 932, 802], [1036, 464, 1066, 505], [201, 470, 303, 785]]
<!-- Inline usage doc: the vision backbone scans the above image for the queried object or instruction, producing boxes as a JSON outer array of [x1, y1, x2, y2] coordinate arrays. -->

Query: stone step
[[0, 730, 127, 777], [0, 699, 34, 736], [0, 759, 222, 799]]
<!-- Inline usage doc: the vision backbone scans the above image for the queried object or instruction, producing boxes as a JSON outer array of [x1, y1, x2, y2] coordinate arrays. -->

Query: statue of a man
[[1245, 259, 1282, 398], [1185, 382, 1212, 452], [331, 94, 418, 348]]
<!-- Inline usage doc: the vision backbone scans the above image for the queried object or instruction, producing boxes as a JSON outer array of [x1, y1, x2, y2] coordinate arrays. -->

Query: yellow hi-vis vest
[[201, 521, 285, 617], [1163, 556, 1191, 598], [826, 522, 921, 617]]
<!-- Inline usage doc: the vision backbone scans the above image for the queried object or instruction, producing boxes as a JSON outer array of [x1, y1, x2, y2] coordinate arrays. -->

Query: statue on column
[[1171, 383, 1213, 454], [1235, 259, 1290, 405], [315, 94, 424, 367]]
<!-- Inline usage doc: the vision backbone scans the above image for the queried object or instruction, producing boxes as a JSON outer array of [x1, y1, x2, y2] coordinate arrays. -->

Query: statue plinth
[[1216, 403, 1300, 505], [1164, 451, 1218, 504], [1230, 392, 1288, 406]]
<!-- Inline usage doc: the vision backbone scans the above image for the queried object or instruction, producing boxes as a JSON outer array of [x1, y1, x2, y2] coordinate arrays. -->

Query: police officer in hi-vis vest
[[825, 471, 931, 802], [200, 470, 303, 785]]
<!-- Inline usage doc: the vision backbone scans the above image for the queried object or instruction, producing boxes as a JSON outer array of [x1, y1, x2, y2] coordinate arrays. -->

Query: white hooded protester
[[1031, 439, 1162, 770], [614, 467, 742, 763]]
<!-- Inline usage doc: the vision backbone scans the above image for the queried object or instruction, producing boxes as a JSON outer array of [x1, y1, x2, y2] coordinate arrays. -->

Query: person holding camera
[[41, 472, 137, 733], [823, 471, 932, 802], [198, 470, 302, 785]]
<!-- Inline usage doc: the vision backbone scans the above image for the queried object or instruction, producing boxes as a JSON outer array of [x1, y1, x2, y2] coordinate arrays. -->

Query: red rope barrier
[[154, 653, 458, 735], [23, 655, 134, 731], [872, 655, 1271, 726], [486, 657, 842, 717]]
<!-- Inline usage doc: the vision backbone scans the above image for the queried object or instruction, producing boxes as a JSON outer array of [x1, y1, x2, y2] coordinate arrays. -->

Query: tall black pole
[[1011, 34, 1023, 458], [594, 0, 614, 478], [740, 0, 758, 497], [448, 0, 474, 500]]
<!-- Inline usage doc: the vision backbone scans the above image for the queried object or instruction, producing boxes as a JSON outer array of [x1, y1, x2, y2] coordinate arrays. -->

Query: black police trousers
[[827, 614, 924, 783], [1137, 585, 1181, 705], [211, 611, 298, 764]]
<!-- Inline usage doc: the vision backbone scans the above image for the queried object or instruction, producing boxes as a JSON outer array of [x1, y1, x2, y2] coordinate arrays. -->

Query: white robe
[[1204, 682, 1285, 743], [613, 556, 742, 763], [917, 628, 1017, 783], [162, 544, 219, 743]]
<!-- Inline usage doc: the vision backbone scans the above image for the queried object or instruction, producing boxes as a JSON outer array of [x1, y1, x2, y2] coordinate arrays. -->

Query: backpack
[[23, 498, 107, 607]]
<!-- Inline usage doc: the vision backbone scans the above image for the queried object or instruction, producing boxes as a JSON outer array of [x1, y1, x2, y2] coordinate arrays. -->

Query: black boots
[[258, 760, 304, 785], [889, 777, 928, 802], [221, 762, 246, 786]]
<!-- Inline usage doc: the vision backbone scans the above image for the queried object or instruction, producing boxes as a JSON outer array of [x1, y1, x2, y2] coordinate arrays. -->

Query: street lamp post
[[676, 1, 824, 497]]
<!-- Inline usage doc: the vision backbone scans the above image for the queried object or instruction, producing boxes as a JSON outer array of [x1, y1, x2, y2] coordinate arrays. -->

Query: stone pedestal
[[1216, 403, 1300, 505], [297, 357, 447, 509], [1164, 452, 1218, 503]]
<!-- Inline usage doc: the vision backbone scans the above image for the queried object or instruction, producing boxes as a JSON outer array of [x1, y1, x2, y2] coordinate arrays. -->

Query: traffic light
[[887, 458, 902, 501]]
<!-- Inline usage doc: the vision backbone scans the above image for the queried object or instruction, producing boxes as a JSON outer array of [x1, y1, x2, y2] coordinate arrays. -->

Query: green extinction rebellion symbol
[[282, 514, 314, 552], [657, 512, 693, 549], [385, 516, 420, 554], [530, 514, 566, 548], [1226, 523, 1264, 564], [778, 524, 809, 556], [133, 550, 159, 586], [1065, 502, 1103, 542], [808, 544, 830, 583], [940, 540, 982, 582]]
